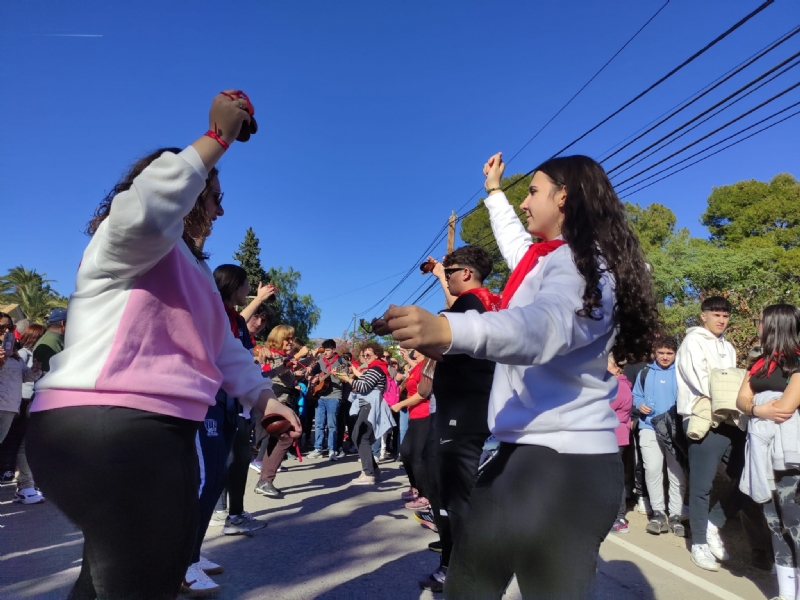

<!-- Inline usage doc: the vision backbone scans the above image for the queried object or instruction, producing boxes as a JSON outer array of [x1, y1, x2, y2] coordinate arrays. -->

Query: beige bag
[[687, 396, 714, 441], [710, 367, 747, 427]]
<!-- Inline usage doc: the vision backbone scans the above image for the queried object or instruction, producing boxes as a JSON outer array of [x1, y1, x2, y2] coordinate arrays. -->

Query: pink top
[[610, 374, 632, 447]]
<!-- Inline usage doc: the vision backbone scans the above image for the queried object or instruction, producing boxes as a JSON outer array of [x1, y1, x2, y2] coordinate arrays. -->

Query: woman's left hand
[[390, 403, 402, 413], [384, 305, 451, 361]]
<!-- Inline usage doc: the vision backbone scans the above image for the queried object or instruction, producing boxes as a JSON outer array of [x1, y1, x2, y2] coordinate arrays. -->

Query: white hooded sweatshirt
[[676, 326, 736, 417]]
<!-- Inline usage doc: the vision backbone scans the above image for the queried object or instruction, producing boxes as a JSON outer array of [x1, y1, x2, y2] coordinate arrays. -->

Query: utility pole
[[447, 211, 457, 254]]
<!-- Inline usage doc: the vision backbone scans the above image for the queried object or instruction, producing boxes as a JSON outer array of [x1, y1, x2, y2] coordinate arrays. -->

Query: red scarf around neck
[[500, 239, 566, 309], [223, 304, 240, 338], [459, 288, 501, 312], [367, 359, 390, 377], [322, 353, 340, 371]]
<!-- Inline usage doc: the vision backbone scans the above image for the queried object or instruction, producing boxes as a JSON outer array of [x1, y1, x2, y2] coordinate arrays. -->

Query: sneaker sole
[[670, 524, 686, 537], [254, 490, 282, 498], [691, 556, 719, 572], [200, 566, 224, 575], [181, 584, 221, 597], [612, 528, 630, 534], [428, 545, 443, 553]]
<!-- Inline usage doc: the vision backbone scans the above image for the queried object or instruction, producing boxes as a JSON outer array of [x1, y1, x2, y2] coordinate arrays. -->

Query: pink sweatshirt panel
[[92, 246, 226, 412]]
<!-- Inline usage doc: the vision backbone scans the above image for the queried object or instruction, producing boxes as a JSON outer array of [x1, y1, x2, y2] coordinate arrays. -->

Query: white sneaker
[[197, 555, 223, 575], [706, 524, 730, 562], [182, 563, 221, 596], [14, 487, 45, 505], [636, 497, 652, 515], [208, 510, 227, 527], [691, 544, 720, 572]]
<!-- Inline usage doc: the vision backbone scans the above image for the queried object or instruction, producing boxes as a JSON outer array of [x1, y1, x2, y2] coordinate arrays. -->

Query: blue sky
[[2, 0, 799, 338]]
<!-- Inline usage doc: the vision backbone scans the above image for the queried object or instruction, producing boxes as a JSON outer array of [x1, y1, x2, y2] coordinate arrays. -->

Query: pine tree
[[233, 227, 269, 291]]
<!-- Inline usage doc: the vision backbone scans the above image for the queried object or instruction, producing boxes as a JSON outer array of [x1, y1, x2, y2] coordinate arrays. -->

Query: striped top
[[351, 367, 386, 395]]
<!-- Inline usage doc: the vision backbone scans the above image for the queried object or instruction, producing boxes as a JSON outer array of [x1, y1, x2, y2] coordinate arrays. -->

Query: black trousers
[[27, 406, 199, 600], [400, 416, 430, 495], [354, 405, 378, 476], [438, 432, 486, 568], [684, 421, 771, 550], [446, 443, 622, 600]]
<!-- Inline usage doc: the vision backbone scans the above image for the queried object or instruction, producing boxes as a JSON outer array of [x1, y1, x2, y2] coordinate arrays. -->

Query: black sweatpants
[[438, 432, 486, 568], [446, 443, 622, 600], [192, 392, 238, 563], [400, 416, 430, 495], [27, 406, 199, 600], [684, 420, 771, 550]]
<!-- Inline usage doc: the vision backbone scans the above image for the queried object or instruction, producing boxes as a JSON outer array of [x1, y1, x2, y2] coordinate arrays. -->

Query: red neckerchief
[[271, 349, 288, 357], [250, 334, 257, 347], [367, 359, 390, 377], [459, 288, 501, 312], [501, 239, 566, 309], [223, 304, 240, 338], [750, 352, 800, 377], [322, 353, 340, 371]]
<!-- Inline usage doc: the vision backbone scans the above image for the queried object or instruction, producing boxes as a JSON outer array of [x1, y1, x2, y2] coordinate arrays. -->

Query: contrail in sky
[[36, 33, 103, 37]]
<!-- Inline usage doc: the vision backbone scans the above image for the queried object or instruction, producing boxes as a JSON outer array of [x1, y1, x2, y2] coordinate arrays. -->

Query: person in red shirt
[[392, 357, 432, 510]]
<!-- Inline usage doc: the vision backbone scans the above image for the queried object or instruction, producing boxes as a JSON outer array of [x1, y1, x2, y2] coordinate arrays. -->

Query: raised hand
[[483, 152, 505, 190], [209, 90, 253, 145]]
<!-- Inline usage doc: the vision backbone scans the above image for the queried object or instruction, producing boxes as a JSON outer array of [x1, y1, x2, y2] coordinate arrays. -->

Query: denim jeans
[[314, 397, 340, 452], [399, 408, 409, 444]]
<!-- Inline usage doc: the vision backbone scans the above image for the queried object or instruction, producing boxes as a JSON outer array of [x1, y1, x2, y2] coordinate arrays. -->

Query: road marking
[[606, 535, 747, 600]]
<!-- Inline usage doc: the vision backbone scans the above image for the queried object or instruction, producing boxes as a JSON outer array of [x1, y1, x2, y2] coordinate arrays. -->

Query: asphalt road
[[0, 452, 780, 599]]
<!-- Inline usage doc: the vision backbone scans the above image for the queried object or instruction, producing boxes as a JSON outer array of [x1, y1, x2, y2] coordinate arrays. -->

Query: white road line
[[606, 535, 748, 600]]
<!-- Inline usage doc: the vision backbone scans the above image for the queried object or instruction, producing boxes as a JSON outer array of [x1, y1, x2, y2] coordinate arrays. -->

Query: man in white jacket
[[677, 296, 771, 572]]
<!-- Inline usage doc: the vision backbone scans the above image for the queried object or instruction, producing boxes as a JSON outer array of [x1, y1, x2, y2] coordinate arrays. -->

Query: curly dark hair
[[443, 245, 493, 282], [86, 147, 218, 261], [534, 155, 660, 364], [653, 335, 678, 352], [358, 341, 385, 361]]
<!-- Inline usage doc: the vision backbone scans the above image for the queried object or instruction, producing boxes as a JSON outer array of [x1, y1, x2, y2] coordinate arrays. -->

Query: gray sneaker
[[255, 480, 282, 498], [306, 449, 324, 459], [668, 514, 686, 537], [209, 510, 227, 527], [222, 512, 267, 536], [646, 511, 669, 535]]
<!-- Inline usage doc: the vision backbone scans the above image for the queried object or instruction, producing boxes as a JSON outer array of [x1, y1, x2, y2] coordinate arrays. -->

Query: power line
[[453, 0, 671, 218], [616, 99, 800, 196], [550, 0, 775, 158], [608, 50, 800, 176], [619, 105, 800, 199], [612, 79, 800, 188], [601, 23, 800, 165], [316, 268, 409, 303]]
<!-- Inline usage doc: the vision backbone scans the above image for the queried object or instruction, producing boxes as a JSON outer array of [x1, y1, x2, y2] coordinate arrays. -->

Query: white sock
[[776, 565, 795, 600]]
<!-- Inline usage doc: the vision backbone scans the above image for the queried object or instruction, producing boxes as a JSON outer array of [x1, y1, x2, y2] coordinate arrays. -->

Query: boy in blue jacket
[[633, 337, 687, 537]]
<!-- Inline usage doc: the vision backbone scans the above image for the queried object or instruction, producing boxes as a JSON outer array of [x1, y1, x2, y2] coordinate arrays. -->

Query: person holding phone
[[26, 91, 301, 600], [379, 152, 660, 597]]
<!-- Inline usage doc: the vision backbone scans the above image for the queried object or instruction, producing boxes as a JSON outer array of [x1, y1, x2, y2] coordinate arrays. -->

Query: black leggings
[[27, 406, 199, 600], [446, 443, 622, 600], [400, 416, 430, 495]]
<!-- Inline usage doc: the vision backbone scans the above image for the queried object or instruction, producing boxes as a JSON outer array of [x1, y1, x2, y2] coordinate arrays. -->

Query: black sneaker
[[668, 514, 686, 537], [646, 511, 669, 535], [254, 480, 282, 499], [414, 510, 438, 533], [0, 471, 15, 484], [428, 540, 443, 553], [419, 566, 446, 593]]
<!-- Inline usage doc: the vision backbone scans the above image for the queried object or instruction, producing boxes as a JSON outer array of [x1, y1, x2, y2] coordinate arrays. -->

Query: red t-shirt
[[405, 362, 430, 419]]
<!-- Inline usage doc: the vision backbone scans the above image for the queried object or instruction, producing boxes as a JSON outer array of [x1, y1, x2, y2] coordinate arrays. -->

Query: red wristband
[[204, 129, 229, 150]]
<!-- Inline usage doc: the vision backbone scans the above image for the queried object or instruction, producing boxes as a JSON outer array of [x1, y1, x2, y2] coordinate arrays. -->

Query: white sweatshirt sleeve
[[676, 337, 710, 400], [442, 252, 614, 366], [484, 192, 532, 271], [93, 147, 209, 279], [216, 332, 274, 409]]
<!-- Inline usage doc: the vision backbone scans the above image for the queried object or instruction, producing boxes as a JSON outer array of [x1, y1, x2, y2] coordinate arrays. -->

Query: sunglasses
[[444, 267, 469, 280], [0, 323, 13, 332], [208, 190, 224, 206]]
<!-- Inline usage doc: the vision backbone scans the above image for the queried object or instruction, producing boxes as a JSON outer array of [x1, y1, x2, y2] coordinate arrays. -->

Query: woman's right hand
[[483, 152, 505, 190], [755, 400, 794, 424], [261, 392, 302, 438], [210, 90, 253, 145]]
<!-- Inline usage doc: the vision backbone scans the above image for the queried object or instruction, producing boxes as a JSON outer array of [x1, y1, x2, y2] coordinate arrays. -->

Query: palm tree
[[0, 266, 65, 323]]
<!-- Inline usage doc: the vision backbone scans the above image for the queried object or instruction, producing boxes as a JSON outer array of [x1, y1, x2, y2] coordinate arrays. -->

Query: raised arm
[[483, 152, 532, 270], [93, 93, 251, 279]]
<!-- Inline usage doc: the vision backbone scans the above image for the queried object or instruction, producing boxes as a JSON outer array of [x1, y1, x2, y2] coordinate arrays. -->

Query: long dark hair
[[86, 148, 218, 261], [534, 155, 659, 364], [754, 303, 800, 379], [214, 264, 248, 305]]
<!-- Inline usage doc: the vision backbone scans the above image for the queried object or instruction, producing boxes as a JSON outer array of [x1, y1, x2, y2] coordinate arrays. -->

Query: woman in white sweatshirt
[[27, 92, 300, 600], [381, 152, 659, 598]]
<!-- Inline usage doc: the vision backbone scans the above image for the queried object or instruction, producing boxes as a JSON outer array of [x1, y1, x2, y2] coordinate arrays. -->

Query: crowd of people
[[1, 90, 797, 600]]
